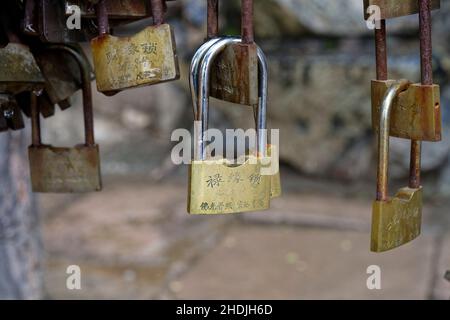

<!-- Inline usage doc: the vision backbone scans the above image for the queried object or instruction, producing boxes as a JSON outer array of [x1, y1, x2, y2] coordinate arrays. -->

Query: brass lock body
[[209, 0, 259, 106], [363, 0, 440, 20], [28, 46, 101, 193], [189, 156, 271, 214], [372, 187, 422, 252], [91, 0, 180, 95], [371, 80, 422, 253], [268, 144, 281, 198], [189, 37, 275, 214], [371, 80, 441, 141]]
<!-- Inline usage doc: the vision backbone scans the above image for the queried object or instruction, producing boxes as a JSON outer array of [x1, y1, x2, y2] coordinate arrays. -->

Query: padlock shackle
[[194, 37, 267, 161], [46, 45, 95, 147], [96, 0, 110, 36], [376, 80, 411, 201], [207, 0, 219, 39], [151, 0, 165, 25], [190, 37, 222, 116]]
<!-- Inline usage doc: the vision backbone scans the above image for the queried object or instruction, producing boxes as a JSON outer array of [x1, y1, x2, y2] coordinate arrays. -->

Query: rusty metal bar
[[96, 0, 110, 36], [151, 0, 165, 25], [375, 20, 388, 80], [30, 93, 41, 146], [241, 0, 254, 44], [207, 0, 219, 39], [409, 0, 433, 189], [48, 45, 95, 146]]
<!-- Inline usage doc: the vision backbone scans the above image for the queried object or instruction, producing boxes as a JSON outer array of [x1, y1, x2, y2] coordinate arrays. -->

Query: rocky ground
[[39, 165, 450, 300]]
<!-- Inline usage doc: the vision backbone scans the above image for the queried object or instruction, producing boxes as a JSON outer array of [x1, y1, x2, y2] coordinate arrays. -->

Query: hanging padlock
[[367, 0, 441, 141], [28, 46, 102, 193], [0, 30, 45, 95], [190, 37, 281, 201], [208, 0, 259, 106], [371, 80, 423, 252], [33, 44, 93, 110], [188, 38, 272, 215], [367, 0, 440, 251], [91, 0, 180, 95], [0, 94, 25, 131]]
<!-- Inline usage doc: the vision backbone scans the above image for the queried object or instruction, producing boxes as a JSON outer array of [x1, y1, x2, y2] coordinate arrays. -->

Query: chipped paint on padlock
[[0, 43, 45, 95], [363, 0, 440, 20], [371, 80, 441, 141]]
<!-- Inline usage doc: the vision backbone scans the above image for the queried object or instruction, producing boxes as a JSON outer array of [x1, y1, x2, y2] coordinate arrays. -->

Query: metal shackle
[[32, 45, 95, 147], [193, 37, 268, 161], [376, 79, 411, 201]]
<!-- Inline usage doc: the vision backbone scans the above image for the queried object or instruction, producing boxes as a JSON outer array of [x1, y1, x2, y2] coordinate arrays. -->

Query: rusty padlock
[[208, 0, 259, 106], [28, 46, 102, 193], [368, 0, 439, 251], [91, 0, 180, 95]]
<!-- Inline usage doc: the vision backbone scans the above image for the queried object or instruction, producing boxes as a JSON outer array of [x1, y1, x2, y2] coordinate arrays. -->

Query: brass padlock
[[188, 37, 272, 215], [28, 46, 102, 193], [267, 144, 281, 198], [208, 0, 259, 106], [0, 94, 25, 131], [91, 0, 180, 95], [371, 80, 422, 252]]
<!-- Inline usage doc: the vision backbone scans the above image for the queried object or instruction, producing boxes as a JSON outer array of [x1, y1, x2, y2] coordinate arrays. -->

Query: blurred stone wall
[[41, 0, 450, 196]]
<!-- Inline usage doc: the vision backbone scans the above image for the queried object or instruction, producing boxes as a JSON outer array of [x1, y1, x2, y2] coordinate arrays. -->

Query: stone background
[[31, 0, 450, 299], [39, 0, 450, 197]]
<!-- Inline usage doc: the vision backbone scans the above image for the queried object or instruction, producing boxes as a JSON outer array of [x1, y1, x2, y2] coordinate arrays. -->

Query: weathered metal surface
[[28, 45, 101, 193], [371, 187, 422, 252], [188, 156, 271, 215], [0, 94, 25, 131], [371, 80, 441, 142], [210, 43, 259, 106], [0, 43, 45, 94], [29, 144, 102, 193], [22, 0, 40, 36], [207, 0, 219, 40], [267, 144, 281, 199], [91, 24, 180, 94], [209, 0, 259, 106], [363, 0, 440, 19], [65, 0, 174, 19], [39, 0, 98, 43]]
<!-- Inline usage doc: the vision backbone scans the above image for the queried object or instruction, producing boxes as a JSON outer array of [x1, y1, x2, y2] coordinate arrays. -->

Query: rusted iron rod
[[96, 0, 110, 36], [241, 0, 254, 44], [151, 0, 165, 25], [375, 20, 388, 81], [30, 93, 41, 146], [207, 0, 219, 39]]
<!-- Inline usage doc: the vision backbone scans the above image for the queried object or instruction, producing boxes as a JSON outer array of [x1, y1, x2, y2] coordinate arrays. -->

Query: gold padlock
[[90, 0, 180, 95], [188, 37, 272, 214], [28, 46, 102, 193], [371, 80, 422, 252], [267, 144, 281, 198]]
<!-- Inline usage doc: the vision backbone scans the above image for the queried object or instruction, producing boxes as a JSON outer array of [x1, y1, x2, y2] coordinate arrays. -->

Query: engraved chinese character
[[248, 173, 262, 187], [141, 42, 158, 55], [206, 174, 224, 188], [200, 202, 209, 211], [228, 172, 243, 184]]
